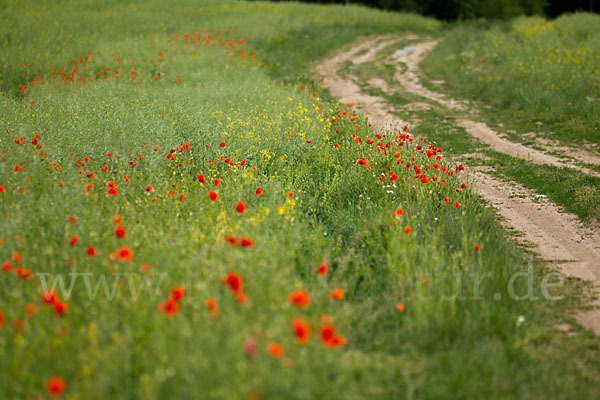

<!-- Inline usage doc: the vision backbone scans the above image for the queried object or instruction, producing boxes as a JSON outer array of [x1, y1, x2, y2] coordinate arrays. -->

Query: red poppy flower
[[110, 246, 132, 262], [288, 289, 310, 307], [41, 290, 57, 304], [255, 187, 263, 196], [53, 301, 67, 316], [239, 237, 253, 247], [213, 179, 220, 187], [145, 185, 154, 192], [158, 299, 179, 317], [87, 246, 96, 257], [196, 174, 205, 184], [223, 272, 243, 293], [2, 260, 12, 273], [267, 342, 283, 358], [357, 157, 370, 169], [319, 323, 345, 348], [320, 324, 335, 346], [329, 288, 344, 300], [225, 235, 237, 246], [453, 201, 461, 208], [208, 190, 217, 202], [118, 246, 132, 261], [396, 303, 405, 312], [107, 187, 118, 196], [219, 142, 226, 147], [317, 263, 328, 276], [15, 267, 34, 280], [291, 318, 311, 344], [114, 225, 125, 239], [205, 298, 217, 316], [404, 226, 411, 235], [12, 252, 21, 263], [474, 244, 480, 251], [170, 286, 185, 302], [45, 376, 66, 397], [236, 200, 245, 214]]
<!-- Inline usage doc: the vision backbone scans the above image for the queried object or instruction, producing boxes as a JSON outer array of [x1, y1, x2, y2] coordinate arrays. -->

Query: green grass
[[421, 13, 600, 149], [0, 1, 599, 399]]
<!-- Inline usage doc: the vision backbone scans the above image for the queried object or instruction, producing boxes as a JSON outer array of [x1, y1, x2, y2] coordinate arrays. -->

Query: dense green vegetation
[[0, 1, 598, 399], [258, 0, 598, 19]]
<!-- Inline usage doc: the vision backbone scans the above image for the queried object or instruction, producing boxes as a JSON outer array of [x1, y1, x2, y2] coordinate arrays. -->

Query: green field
[[1, 1, 599, 399], [422, 14, 600, 147], [418, 13, 600, 221]]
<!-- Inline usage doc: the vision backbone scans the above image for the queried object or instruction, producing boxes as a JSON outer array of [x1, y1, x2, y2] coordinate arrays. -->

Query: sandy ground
[[315, 34, 600, 335], [471, 170, 600, 334], [315, 36, 411, 132]]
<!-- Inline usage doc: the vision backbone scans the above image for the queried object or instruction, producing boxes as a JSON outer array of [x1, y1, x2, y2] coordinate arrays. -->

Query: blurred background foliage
[[256, 0, 598, 19]]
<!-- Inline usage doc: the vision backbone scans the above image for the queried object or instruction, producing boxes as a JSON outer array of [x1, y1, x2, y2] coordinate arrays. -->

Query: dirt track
[[315, 34, 600, 335]]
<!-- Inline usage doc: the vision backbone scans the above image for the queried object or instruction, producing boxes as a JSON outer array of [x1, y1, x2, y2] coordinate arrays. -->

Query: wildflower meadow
[[1, 1, 599, 399]]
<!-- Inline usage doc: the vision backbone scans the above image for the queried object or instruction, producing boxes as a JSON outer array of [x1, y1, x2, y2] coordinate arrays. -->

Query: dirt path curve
[[470, 170, 600, 334], [388, 39, 600, 177], [315, 34, 600, 335], [315, 36, 412, 132]]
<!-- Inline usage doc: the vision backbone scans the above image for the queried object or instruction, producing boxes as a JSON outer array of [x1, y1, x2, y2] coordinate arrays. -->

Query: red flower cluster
[[158, 285, 186, 317], [224, 234, 254, 248], [41, 290, 68, 316]]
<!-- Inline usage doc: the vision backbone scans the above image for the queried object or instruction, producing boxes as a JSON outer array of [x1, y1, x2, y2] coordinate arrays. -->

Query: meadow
[[419, 13, 600, 222], [0, 1, 599, 399], [422, 13, 600, 148]]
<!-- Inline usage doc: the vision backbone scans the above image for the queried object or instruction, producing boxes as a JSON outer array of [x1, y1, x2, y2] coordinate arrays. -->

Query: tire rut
[[388, 39, 600, 176]]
